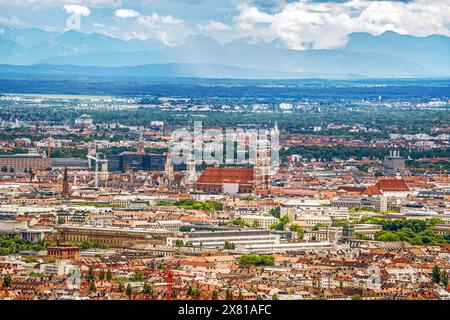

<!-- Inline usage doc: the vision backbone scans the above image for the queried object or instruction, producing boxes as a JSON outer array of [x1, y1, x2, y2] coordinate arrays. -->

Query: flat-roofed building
[[51, 158, 89, 169], [240, 241, 333, 254], [47, 243, 81, 260], [45, 224, 173, 248], [167, 229, 280, 248], [157, 220, 182, 232], [0, 154, 50, 170], [434, 225, 450, 236], [281, 199, 347, 220]]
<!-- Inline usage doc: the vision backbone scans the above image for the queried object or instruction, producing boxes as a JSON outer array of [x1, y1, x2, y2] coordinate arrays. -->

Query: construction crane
[[78, 260, 196, 300], [140, 269, 197, 300], [86, 153, 109, 189]]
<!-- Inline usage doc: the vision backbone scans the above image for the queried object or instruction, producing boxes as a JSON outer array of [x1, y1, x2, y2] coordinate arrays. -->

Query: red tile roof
[[338, 186, 367, 193], [363, 185, 382, 195], [376, 178, 410, 192], [196, 167, 254, 185], [363, 178, 410, 195]]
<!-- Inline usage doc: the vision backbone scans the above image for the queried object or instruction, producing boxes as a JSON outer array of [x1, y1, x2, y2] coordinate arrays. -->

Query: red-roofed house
[[195, 167, 254, 194], [363, 178, 411, 197]]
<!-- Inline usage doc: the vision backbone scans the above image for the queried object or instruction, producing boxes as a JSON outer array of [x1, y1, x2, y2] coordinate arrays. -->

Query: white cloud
[[0, 15, 28, 27], [93, 22, 105, 28], [197, 20, 232, 31], [235, 0, 450, 50], [137, 12, 184, 27], [63, 4, 91, 17], [156, 30, 176, 47], [134, 12, 188, 45], [114, 8, 140, 19], [161, 15, 184, 26], [0, 0, 121, 7]]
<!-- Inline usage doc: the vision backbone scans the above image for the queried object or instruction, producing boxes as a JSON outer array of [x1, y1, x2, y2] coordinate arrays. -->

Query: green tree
[[270, 215, 288, 230], [2, 274, 11, 288], [126, 284, 133, 297], [86, 266, 95, 282], [118, 282, 125, 293], [143, 283, 153, 295], [175, 239, 184, 247], [224, 241, 236, 250], [171, 288, 177, 299], [351, 294, 362, 300], [229, 219, 251, 228], [132, 272, 145, 282], [272, 294, 279, 300], [89, 280, 97, 293], [239, 254, 275, 266], [99, 269, 105, 281], [106, 269, 112, 281], [225, 289, 233, 300], [441, 270, 448, 287], [289, 224, 305, 239], [269, 207, 281, 218], [431, 266, 441, 284], [312, 223, 327, 231], [212, 290, 219, 300]]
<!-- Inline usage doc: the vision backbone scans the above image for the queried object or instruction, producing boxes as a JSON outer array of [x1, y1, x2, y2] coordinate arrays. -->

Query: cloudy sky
[[0, 0, 450, 49]]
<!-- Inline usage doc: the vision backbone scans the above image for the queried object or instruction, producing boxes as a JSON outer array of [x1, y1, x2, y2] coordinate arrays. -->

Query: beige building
[[241, 215, 279, 229]]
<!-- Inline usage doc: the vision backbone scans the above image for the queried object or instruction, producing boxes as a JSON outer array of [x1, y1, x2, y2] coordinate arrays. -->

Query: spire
[[62, 167, 70, 197]]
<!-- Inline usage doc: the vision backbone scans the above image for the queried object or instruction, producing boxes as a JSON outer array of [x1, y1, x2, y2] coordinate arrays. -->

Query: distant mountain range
[[1, 24, 449, 79], [0, 63, 323, 80]]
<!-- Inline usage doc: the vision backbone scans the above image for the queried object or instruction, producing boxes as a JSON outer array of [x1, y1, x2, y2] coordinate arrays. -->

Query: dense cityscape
[[0, 88, 448, 301], [1, 0, 450, 308]]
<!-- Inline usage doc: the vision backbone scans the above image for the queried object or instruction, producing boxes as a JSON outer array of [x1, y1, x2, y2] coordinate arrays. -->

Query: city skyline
[[0, 0, 449, 308]]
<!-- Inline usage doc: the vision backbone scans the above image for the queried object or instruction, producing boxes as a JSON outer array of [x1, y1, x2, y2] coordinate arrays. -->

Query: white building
[[167, 229, 280, 249], [240, 215, 279, 229], [40, 260, 77, 276]]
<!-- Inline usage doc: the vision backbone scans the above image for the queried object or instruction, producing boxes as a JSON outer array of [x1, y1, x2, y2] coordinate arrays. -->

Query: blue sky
[[0, 0, 450, 49]]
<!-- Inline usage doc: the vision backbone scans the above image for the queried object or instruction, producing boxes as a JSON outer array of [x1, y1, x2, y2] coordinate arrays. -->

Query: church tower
[[165, 148, 174, 186], [253, 134, 272, 193], [62, 167, 70, 197], [184, 151, 196, 186]]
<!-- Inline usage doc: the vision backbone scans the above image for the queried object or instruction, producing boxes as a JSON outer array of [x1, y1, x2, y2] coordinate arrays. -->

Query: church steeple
[[254, 134, 272, 193], [62, 167, 70, 197]]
